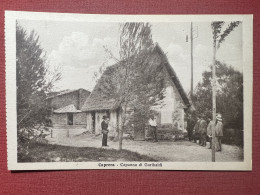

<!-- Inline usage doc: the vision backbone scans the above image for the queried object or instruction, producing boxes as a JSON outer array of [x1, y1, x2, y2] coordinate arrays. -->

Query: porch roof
[[54, 104, 82, 113]]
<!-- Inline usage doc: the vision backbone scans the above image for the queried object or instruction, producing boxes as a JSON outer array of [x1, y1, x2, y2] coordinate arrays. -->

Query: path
[[47, 126, 243, 162]]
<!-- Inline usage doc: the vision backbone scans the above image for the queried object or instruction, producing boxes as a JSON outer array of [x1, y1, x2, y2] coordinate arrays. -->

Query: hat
[[102, 115, 107, 119], [216, 113, 222, 121]]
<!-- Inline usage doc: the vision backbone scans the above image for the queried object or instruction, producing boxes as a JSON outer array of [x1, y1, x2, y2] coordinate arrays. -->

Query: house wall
[[74, 112, 87, 125], [48, 89, 90, 126], [51, 113, 67, 125], [49, 89, 90, 111], [50, 91, 79, 110], [157, 85, 185, 130], [154, 66, 186, 132], [108, 110, 118, 137], [51, 112, 88, 125], [85, 110, 120, 136], [170, 82, 186, 131], [86, 112, 93, 131], [160, 86, 175, 124]]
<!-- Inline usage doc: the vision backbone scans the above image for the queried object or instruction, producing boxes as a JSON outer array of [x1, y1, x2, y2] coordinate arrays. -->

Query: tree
[[16, 23, 61, 145], [210, 21, 240, 161], [96, 23, 165, 150], [128, 47, 165, 140], [192, 61, 243, 150], [193, 61, 243, 128]]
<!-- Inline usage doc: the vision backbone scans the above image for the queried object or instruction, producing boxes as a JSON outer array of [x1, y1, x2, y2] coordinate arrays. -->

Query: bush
[[17, 126, 50, 160], [222, 128, 243, 147]]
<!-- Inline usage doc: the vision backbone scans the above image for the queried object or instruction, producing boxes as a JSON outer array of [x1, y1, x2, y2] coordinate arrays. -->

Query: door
[[91, 112, 95, 131], [67, 113, 73, 125]]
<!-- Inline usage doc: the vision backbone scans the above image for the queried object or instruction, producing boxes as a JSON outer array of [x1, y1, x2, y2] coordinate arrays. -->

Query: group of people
[[101, 113, 223, 151], [191, 113, 223, 152]]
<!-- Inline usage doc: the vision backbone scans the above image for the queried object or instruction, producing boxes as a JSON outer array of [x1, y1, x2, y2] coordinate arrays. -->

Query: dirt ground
[[46, 126, 244, 162]]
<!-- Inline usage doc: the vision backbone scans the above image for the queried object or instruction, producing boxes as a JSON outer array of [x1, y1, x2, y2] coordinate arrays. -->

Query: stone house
[[46, 88, 90, 126], [81, 45, 191, 140]]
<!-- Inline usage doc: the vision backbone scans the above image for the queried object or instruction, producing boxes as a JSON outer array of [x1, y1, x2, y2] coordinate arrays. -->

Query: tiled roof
[[81, 63, 121, 112], [46, 88, 90, 100], [54, 104, 82, 113]]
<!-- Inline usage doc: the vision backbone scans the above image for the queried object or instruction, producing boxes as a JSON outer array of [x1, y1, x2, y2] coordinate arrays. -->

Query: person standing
[[187, 115, 196, 141], [199, 116, 207, 147], [193, 117, 200, 143], [207, 117, 214, 149], [101, 115, 109, 147], [215, 113, 223, 152], [149, 115, 158, 142]]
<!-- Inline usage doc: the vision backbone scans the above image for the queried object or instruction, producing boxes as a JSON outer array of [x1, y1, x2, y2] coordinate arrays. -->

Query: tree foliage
[[16, 23, 61, 131], [97, 23, 165, 149], [192, 61, 243, 130], [211, 21, 240, 49], [217, 21, 240, 48]]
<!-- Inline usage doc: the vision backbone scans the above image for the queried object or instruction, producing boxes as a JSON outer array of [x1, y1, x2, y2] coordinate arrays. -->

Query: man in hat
[[186, 114, 196, 142], [101, 115, 109, 147], [199, 115, 207, 147], [192, 116, 201, 143], [215, 113, 223, 151], [149, 115, 158, 142], [207, 116, 214, 149]]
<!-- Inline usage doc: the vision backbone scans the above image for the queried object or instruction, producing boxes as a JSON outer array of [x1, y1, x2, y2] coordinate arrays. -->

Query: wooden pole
[[212, 36, 217, 162], [119, 106, 124, 150], [190, 22, 194, 97]]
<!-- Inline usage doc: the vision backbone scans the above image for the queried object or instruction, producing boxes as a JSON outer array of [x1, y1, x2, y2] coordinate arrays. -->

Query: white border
[[5, 11, 253, 171]]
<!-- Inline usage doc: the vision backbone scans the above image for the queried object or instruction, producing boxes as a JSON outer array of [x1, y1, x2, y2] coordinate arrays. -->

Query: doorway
[[67, 113, 73, 125], [91, 112, 95, 131]]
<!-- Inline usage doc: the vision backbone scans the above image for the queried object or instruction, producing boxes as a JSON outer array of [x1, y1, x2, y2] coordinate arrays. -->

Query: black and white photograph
[[5, 11, 252, 170]]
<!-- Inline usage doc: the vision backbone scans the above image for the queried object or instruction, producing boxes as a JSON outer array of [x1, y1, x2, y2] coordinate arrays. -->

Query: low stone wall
[[145, 125, 186, 141]]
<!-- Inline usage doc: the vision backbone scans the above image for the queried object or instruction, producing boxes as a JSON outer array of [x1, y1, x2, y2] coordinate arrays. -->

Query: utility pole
[[210, 21, 240, 162], [188, 22, 198, 97], [212, 34, 217, 162], [190, 22, 194, 97]]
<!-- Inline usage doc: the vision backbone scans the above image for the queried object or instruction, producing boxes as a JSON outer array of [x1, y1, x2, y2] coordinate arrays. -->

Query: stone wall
[[108, 110, 118, 137], [74, 112, 87, 125], [50, 92, 79, 110], [51, 112, 88, 126], [51, 113, 67, 125], [86, 112, 93, 132]]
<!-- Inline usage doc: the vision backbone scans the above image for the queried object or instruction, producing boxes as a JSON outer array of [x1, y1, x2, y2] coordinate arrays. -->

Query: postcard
[[5, 11, 252, 170]]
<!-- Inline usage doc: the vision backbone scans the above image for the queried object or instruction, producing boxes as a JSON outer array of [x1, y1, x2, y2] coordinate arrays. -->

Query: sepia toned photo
[[5, 11, 252, 170]]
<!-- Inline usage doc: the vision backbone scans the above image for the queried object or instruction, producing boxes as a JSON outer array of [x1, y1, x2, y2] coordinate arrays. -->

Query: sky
[[18, 20, 243, 93]]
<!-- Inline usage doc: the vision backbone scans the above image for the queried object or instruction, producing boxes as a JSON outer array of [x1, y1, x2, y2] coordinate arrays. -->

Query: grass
[[18, 142, 157, 162]]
